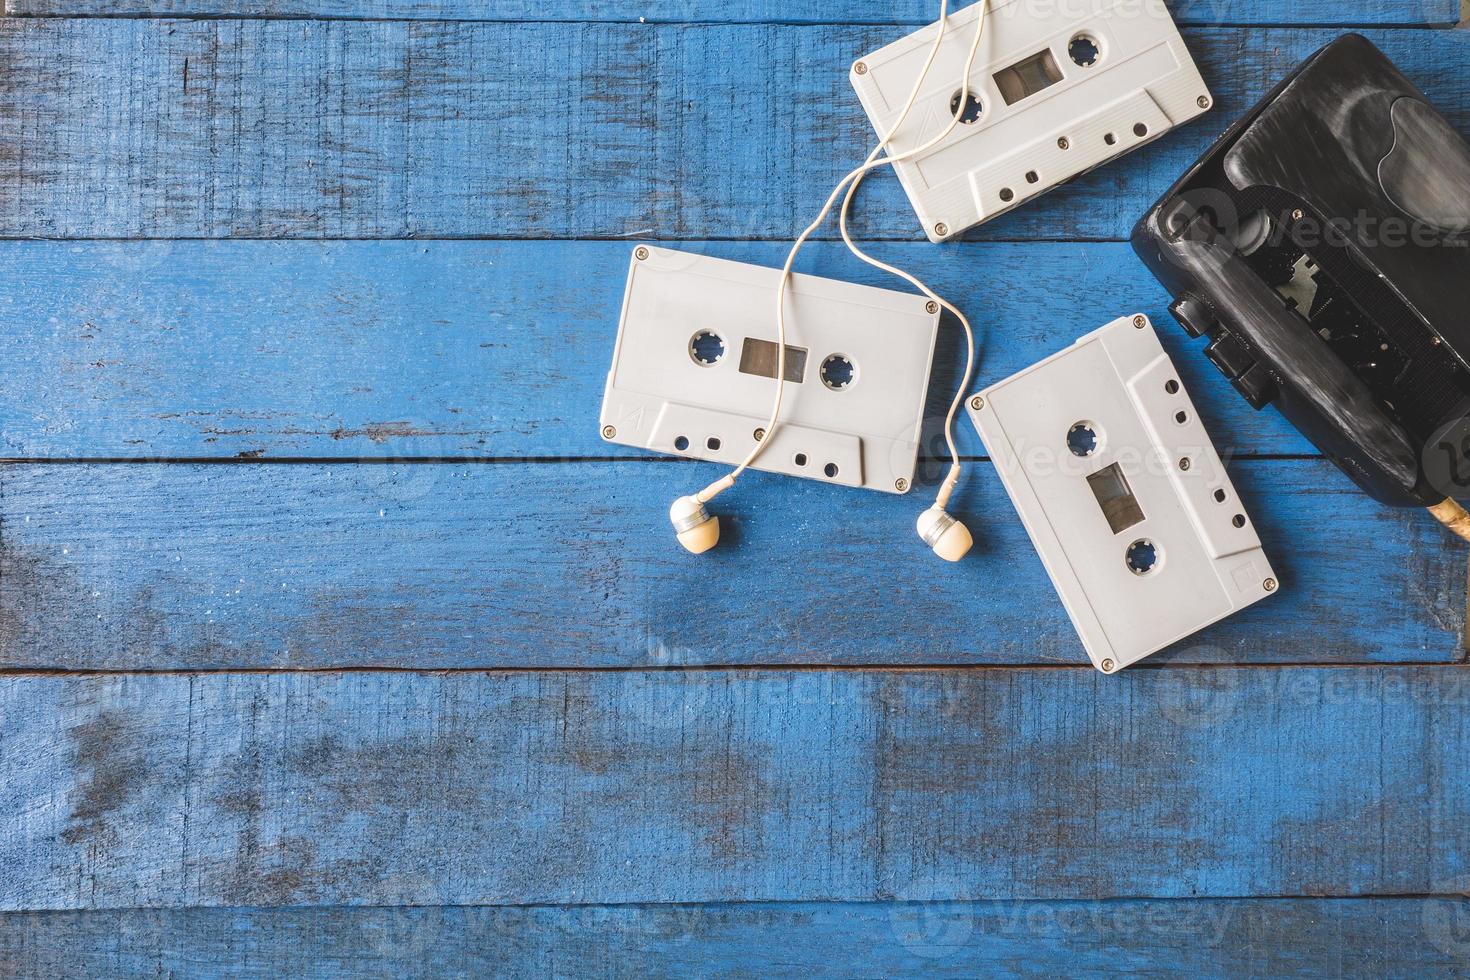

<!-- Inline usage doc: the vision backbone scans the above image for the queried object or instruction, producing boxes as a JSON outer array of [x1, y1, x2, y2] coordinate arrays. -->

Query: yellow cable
[[1429, 498, 1470, 543]]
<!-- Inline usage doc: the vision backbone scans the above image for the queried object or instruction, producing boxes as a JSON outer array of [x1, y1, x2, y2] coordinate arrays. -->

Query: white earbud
[[670, 495, 720, 554], [917, 505, 972, 562], [670, 476, 734, 554], [915, 464, 972, 562]]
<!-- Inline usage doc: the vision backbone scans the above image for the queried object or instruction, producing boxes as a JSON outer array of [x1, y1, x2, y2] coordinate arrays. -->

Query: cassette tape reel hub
[[601, 247, 942, 495], [851, 0, 1212, 241], [968, 315, 1278, 672]]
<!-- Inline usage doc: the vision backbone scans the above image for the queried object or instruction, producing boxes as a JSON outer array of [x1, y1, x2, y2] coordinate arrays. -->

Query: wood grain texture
[[0, 24, 1467, 240], [0, 240, 1318, 461], [3, 668, 1469, 909], [4, 0, 1458, 23], [0, 460, 1462, 670], [1, 7, 1466, 968], [3, 899, 1469, 977]]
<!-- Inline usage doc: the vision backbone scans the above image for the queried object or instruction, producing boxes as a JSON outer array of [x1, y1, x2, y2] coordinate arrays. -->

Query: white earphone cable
[[697, 0, 989, 511]]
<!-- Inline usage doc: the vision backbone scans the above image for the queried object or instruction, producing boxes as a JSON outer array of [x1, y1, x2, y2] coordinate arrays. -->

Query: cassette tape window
[[850, 0, 1213, 241], [968, 316, 1278, 672]]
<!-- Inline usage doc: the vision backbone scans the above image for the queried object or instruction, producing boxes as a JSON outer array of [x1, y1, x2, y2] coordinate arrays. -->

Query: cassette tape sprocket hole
[[820, 354, 857, 390], [689, 330, 727, 366], [1068, 34, 1102, 68], [1067, 421, 1102, 457], [948, 90, 984, 124], [1125, 539, 1160, 576]]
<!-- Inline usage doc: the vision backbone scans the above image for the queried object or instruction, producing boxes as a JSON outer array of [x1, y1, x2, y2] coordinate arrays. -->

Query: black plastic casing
[[1132, 34, 1470, 507]]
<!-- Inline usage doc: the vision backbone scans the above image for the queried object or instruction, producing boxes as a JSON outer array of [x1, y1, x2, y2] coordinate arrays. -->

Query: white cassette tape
[[850, 0, 1212, 241], [968, 315, 1277, 672], [600, 246, 941, 493]]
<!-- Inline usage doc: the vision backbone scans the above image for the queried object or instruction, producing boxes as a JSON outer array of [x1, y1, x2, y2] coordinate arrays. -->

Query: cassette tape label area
[[851, 0, 1211, 241], [969, 316, 1277, 672], [600, 247, 941, 493]]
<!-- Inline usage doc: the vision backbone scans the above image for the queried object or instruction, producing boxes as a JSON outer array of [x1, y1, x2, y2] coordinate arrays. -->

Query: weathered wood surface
[[3, 668, 1467, 909], [0, 24, 1467, 240], [2, 0, 1469, 972], [3, 898, 1469, 978], [1, 460, 1461, 669], [3, 0, 1457, 25], [0, 240, 1319, 460]]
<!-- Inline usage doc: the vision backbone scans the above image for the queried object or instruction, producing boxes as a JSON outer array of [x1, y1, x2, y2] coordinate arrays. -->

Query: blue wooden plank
[[0, 460, 1460, 669], [0, 24, 1466, 240], [2, 0, 1455, 24], [0, 240, 1317, 460], [1, 668, 1466, 908], [1, 899, 1467, 977]]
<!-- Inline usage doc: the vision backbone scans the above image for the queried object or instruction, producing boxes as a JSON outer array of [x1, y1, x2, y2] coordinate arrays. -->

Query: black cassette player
[[1132, 34, 1470, 538]]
